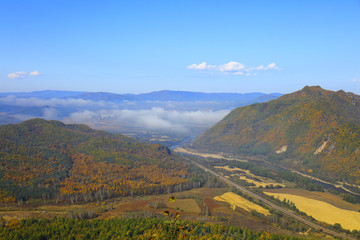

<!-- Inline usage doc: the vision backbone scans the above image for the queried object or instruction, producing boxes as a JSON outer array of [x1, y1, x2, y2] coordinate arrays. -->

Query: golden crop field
[[239, 176, 285, 188], [214, 166, 245, 172], [215, 165, 285, 188], [264, 188, 360, 211], [214, 192, 270, 216], [265, 192, 360, 231]]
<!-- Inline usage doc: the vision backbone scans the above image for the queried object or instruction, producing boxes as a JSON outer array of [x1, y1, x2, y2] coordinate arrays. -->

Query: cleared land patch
[[166, 198, 201, 214], [214, 166, 245, 172], [214, 192, 270, 216], [265, 192, 360, 231], [215, 165, 285, 188], [238, 175, 285, 188]]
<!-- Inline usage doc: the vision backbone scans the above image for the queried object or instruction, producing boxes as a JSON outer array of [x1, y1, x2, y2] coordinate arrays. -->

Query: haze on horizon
[[1, 1, 359, 95]]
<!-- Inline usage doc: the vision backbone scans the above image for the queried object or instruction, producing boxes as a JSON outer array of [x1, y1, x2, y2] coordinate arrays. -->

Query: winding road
[[187, 158, 355, 240]]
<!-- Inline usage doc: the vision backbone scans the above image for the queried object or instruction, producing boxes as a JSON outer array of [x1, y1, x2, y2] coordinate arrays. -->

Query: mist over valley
[[0, 90, 280, 146]]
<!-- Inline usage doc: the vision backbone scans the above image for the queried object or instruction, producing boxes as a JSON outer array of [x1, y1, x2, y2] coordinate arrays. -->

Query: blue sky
[[1, 0, 360, 94]]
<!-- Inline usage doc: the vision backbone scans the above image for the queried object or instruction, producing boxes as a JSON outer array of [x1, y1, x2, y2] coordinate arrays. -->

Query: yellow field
[[214, 192, 270, 216], [214, 166, 244, 172], [265, 192, 360, 231], [215, 166, 285, 188], [264, 188, 360, 211], [239, 176, 285, 188]]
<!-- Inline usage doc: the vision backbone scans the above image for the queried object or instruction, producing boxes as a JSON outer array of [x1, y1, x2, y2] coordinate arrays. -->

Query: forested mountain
[[192, 86, 360, 184], [0, 119, 196, 204]]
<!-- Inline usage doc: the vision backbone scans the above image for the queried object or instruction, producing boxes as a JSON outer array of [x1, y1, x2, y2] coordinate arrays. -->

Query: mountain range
[[0, 90, 281, 103]]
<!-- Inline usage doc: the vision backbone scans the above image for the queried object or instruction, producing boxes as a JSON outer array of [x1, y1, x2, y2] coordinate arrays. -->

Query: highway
[[188, 158, 355, 240]]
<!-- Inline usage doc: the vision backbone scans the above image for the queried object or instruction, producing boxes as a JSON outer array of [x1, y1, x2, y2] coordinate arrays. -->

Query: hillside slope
[[0, 119, 188, 203], [192, 86, 360, 184]]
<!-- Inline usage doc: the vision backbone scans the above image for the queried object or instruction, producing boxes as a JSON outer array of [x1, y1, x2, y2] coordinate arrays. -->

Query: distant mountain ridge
[[0, 90, 282, 103], [0, 90, 86, 99], [192, 86, 360, 185], [129, 90, 282, 102]]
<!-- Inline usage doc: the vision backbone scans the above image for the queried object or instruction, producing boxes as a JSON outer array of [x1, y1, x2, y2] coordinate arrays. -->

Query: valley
[[3, 0, 360, 238], [1, 87, 360, 239]]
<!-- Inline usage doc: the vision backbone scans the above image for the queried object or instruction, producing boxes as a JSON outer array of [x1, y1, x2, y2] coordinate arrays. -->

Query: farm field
[[264, 188, 360, 211], [264, 192, 360, 231], [214, 165, 245, 172], [214, 192, 270, 216], [215, 165, 285, 188], [238, 175, 285, 188]]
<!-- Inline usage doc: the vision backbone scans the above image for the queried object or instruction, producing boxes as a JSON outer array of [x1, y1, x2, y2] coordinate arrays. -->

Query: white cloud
[[187, 62, 216, 70], [64, 108, 230, 134], [11, 114, 36, 122], [251, 63, 281, 71], [233, 71, 244, 75], [10, 108, 59, 122], [187, 61, 282, 75], [8, 71, 27, 79], [219, 61, 245, 72], [29, 70, 41, 76], [350, 78, 360, 83], [0, 96, 109, 108], [8, 70, 42, 79], [0, 95, 231, 134], [265, 62, 281, 70], [43, 108, 58, 120], [256, 65, 264, 71]]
